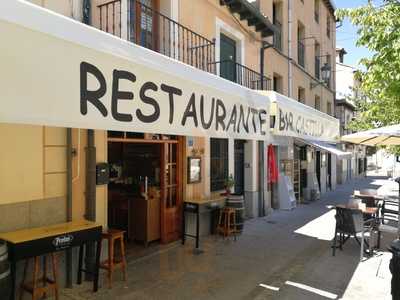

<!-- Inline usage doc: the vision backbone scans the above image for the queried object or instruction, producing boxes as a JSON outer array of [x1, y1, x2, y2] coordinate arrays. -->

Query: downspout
[[82, 0, 97, 281], [66, 129, 73, 288], [260, 42, 272, 90], [287, 0, 293, 97]]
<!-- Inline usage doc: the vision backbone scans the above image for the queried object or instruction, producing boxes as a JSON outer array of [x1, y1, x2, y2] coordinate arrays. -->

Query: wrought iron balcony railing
[[98, 0, 216, 74], [210, 60, 272, 91]]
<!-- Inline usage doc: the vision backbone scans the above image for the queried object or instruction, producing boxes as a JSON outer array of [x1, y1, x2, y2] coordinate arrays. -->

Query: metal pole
[[66, 128, 73, 288], [85, 129, 97, 280]]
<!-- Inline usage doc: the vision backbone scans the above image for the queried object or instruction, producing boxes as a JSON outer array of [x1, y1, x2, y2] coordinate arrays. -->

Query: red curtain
[[267, 144, 279, 183]]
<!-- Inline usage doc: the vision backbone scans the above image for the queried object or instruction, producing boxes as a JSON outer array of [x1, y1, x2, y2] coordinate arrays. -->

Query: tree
[[336, 1, 400, 154]]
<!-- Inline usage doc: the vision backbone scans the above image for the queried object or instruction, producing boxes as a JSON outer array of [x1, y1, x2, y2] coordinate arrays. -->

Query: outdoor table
[[354, 190, 384, 207], [0, 220, 102, 300], [182, 196, 226, 252], [336, 204, 379, 216]]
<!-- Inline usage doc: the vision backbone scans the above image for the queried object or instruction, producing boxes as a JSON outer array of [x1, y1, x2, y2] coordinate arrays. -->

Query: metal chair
[[376, 198, 399, 248], [332, 206, 375, 261]]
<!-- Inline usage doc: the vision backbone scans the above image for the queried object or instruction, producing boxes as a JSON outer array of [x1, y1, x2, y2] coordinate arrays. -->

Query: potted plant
[[224, 174, 235, 195]]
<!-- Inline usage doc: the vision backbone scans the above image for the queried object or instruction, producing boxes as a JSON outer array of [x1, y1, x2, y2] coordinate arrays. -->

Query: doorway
[[107, 132, 182, 248], [315, 151, 321, 191], [234, 140, 245, 195], [220, 33, 237, 82], [129, 0, 159, 50]]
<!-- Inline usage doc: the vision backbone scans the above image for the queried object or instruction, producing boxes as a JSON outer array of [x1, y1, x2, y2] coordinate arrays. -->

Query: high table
[[182, 196, 226, 252], [0, 220, 102, 300]]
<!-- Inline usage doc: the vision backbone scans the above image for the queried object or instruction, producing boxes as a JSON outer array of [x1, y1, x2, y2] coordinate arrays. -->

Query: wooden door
[[130, 0, 159, 51], [220, 33, 237, 82], [160, 140, 182, 243]]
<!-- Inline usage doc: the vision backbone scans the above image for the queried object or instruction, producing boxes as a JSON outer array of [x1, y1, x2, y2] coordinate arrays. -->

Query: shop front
[[0, 1, 271, 296], [263, 91, 351, 207]]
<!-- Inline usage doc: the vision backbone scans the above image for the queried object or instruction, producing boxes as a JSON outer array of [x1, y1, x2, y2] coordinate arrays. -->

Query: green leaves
[[336, 1, 400, 153]]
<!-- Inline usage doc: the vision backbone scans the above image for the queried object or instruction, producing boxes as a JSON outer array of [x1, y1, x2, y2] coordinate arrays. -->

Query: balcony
[[273, 20, 282, 51], [210, 60, 272, 91], [97, 0, 216, 74], [298, 41, 305, 67]]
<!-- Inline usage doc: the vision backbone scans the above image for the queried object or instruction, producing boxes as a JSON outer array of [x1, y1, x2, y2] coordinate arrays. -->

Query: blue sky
[[334, 0, 381, 67]]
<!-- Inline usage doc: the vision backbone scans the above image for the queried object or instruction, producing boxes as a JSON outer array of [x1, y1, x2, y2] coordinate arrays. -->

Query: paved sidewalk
[[61, 176, 396, 300]]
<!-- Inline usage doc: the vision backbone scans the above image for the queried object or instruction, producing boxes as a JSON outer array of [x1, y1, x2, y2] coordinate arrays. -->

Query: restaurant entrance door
[[107, 132, 182, 246]]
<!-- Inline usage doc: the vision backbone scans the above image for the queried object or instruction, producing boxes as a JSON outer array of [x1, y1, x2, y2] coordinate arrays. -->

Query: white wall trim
[[215, 17, 245, 75]]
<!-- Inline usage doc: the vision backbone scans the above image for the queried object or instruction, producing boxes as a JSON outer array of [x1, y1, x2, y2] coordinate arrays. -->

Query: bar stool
[[100, 229, 127, 288], [217, 207, 237, 240], [20, 254, 58, 300]]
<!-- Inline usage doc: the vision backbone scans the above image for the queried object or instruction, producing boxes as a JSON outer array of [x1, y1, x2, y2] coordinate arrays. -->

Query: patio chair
[[332, 206, 375, 261], [376, 198, 399, 248]]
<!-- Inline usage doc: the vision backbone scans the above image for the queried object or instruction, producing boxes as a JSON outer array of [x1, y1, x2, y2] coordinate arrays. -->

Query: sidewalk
[[62, 176, 395, 300]]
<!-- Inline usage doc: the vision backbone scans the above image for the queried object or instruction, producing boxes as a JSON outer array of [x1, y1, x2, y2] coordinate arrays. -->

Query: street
[[62, 175, 394, 300]]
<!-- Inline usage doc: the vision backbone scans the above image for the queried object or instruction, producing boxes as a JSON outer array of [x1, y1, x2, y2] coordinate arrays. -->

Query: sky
[[334, 0, 382, 67]]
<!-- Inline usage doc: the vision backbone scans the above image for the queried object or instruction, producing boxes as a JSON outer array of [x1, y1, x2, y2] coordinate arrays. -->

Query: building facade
[[0, 1, 343, 294], [335, 47, 367, 184]]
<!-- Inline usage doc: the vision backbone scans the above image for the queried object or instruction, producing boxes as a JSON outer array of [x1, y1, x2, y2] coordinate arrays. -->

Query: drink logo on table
[[52, 234, 74, 250]]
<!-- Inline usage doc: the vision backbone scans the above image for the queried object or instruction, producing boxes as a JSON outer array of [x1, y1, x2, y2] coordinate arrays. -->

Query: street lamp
[[310, 62, 332, 89], [321, 63, 331, 84]]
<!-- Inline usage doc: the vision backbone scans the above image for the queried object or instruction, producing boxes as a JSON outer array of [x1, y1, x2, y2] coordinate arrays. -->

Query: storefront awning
[[259, 91, 340, 143], [0, 1, 270, 141], [297, 139, 352, 159]]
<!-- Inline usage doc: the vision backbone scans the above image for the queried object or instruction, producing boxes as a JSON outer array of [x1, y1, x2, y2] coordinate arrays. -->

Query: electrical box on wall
[[96, 163, 109, 185]]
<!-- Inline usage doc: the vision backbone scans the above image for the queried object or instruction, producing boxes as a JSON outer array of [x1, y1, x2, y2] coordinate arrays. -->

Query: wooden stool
[[217, 207, 237, 240], [100, 229, 127, 288], [20, 253, 58, 300]]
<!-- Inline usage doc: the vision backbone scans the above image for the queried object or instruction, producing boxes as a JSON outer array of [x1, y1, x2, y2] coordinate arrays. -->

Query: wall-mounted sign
[[187, 157, 201, 184], [0, 1, 270, 141], [262, 91, 340, 142]]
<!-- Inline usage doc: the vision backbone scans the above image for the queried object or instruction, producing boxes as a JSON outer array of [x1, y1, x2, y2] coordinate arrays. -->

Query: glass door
[[129, 0, 159, 50], [160, 141, 181, 243]]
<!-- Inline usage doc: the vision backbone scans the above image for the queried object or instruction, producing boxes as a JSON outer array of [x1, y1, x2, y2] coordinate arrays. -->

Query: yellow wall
[[0, 124, 43, 204]]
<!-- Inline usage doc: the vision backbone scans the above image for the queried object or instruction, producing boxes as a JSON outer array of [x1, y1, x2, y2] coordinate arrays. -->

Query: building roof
[[323, 0, 336, 16], [336, 99, 356, 111]]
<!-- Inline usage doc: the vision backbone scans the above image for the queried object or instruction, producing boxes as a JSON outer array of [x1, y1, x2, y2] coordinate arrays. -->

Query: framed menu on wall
[[187, 157, 201, 184]]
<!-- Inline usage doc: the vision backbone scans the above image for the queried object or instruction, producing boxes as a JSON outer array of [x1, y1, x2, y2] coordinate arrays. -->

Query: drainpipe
[[288, 0, 293, 97], [260, 41, 272, 90], [82, 0, 96, 281], [66, 129, 73, 288]]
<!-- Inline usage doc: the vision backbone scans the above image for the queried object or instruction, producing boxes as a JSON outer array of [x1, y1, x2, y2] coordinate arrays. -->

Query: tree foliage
[[336, 1, 400, 154]]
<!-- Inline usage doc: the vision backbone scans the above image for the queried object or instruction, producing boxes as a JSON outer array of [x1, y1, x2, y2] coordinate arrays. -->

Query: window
[[326, 14, 331, 38], [314, 42, 320, 79], [315, 95, 321, 110], [314, 0, 320, 23], [326, 54, 331, 88], [273, 73, 283, 93], [210, 138, 229, 191], [298, 87, 305, 104], [273, 2, 282, 51], [297, 23, 305, 67], [327, 101, 332, 115]]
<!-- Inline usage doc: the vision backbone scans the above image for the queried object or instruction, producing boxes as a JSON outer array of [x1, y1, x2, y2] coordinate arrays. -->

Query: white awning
[[0, 1, 270, 141], [259, 91, 340, 143], [297, 139, 352, 159]]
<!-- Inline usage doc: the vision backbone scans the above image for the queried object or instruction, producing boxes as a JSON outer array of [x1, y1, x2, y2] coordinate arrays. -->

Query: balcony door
[[129, 0, 159, 50], [220, 33, 237, 82]]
